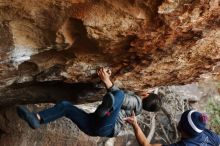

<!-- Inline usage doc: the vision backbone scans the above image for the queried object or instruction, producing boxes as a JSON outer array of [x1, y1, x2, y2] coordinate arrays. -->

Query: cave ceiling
[[0, 0, 220, 92]]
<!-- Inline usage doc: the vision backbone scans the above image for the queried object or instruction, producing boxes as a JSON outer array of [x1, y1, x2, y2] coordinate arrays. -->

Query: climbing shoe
[[95, 92, 114, 117], [16, 106, 40, 129]]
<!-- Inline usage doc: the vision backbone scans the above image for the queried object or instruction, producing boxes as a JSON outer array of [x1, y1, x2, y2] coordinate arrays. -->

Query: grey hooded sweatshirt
[[107, 85, 142, 136]]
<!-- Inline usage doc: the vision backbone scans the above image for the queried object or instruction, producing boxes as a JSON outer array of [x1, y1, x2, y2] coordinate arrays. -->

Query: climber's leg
[[95, 90, 125, 137], [39, 100, 96, 136], [94, 92, 115, 117], [17, 106, 40, 129]]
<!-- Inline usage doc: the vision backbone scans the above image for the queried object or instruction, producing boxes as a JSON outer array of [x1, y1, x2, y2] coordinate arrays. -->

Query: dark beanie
[[178, 110, 208, 137]]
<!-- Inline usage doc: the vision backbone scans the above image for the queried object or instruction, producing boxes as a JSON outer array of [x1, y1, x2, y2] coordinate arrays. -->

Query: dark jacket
[[164, 129, 220, 146]]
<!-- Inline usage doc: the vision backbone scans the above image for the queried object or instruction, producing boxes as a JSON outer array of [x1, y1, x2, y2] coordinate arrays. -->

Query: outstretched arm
[[124, 112, 162, 146], [97, 67, 113, 89]]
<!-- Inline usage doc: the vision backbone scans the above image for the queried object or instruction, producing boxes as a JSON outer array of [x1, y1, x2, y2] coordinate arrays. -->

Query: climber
[[17, 67, 162, 137], [125, 110, 220, 146]]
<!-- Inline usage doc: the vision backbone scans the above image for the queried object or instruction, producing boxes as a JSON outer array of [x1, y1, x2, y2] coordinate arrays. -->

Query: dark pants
[[38, 90, 124, 137]]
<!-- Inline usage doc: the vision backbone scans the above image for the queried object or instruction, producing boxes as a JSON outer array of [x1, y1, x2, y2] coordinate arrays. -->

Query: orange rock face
[[0, 0, 219, 90], [0, 0, 219, 145]]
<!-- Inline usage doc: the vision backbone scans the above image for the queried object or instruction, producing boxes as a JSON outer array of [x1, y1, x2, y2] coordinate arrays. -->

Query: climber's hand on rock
[[97, 67, 113, 89], [97, 67, 111, 81]]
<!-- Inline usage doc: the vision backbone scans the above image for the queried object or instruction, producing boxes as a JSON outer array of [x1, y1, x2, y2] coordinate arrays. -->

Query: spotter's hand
[[124, 111, 138, 127]]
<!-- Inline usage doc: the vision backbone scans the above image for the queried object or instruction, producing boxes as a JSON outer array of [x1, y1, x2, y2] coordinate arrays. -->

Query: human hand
[[97, 67, 111, 82], [97, 67, 113, 89], [124, 111, 138, 127]]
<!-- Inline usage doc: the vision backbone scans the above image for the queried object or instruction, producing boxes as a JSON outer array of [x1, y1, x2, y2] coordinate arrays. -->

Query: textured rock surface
[[0, 0, 219, 90], [0, 0, 220, 145]]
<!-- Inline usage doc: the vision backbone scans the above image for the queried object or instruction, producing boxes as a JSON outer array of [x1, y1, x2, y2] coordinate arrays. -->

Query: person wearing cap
[[16, 67, 162, 137], [125, 109, 220, 146]]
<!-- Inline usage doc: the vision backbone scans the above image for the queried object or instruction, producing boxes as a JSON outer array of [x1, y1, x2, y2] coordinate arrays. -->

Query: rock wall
[[0, 0, 220, 145], [0, 0, 219, 90]]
